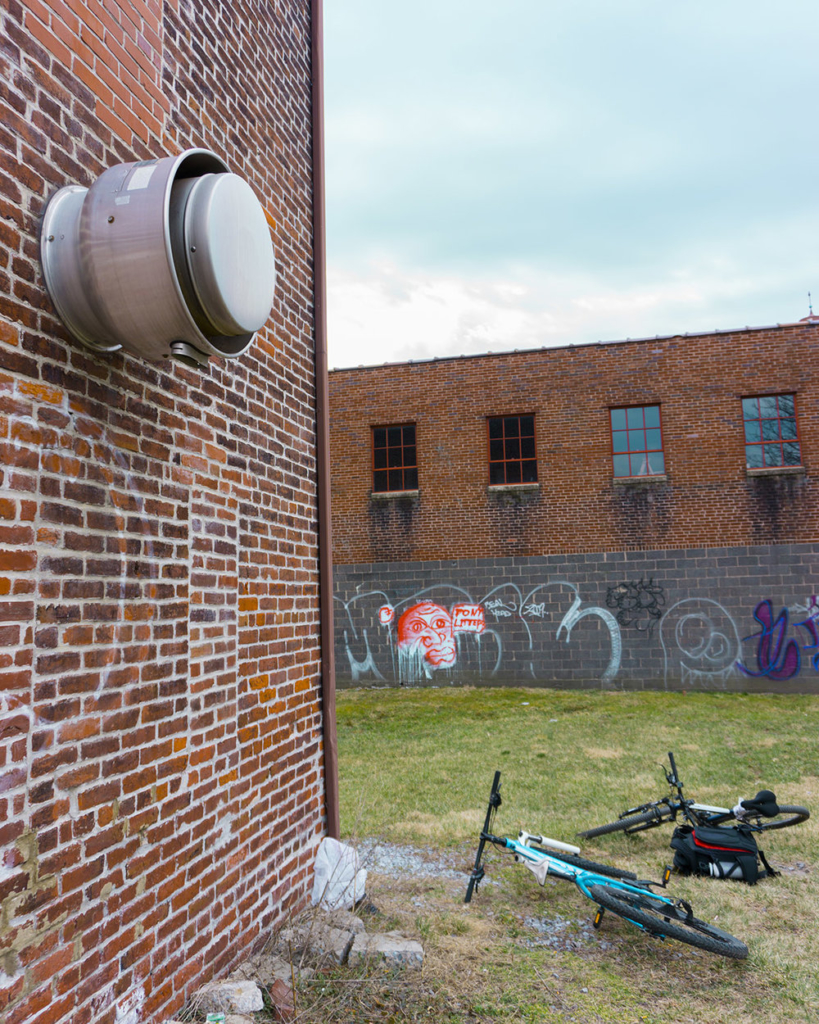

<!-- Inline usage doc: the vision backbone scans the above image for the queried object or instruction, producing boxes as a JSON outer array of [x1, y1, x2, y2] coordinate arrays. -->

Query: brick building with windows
[[330, 320, 819, 694], [0, 4, 337, 1024]]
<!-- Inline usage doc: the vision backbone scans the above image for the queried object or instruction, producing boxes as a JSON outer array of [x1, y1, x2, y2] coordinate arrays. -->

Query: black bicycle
[[465, 770, 748, 959], [578, 751, 810, 840]]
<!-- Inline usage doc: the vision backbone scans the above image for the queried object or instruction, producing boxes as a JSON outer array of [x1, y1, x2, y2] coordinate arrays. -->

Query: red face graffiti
[[396, 602, 457, 668]]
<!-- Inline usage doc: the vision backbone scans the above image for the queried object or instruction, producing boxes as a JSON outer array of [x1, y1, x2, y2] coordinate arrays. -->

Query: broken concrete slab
[[277, 921, 355, 964], [193, 979, 265, 1015], [348, 931, 424, 969], [229, 952, 294, 986], [323, 908, 366, 934]]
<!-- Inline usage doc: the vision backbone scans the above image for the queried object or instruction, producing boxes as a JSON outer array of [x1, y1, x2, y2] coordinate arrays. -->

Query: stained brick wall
[[330, 324, 819, 564], [0, 4, 325, 1024], [329, 324, 819, 692]]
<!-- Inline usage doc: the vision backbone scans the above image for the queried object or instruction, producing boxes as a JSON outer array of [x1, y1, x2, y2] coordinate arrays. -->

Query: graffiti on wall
[[392, 600, 484, 683], [336, 580, 622, 687], [606, 578, 666, 635], [659, 599, 741, 690], [737, 598, 819, 682], [337, 578, 819, 690]]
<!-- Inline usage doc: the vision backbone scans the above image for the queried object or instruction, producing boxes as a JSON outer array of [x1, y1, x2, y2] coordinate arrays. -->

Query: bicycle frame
[[467, 769, 749, 959], [465, 772, 678, 935], [474, 830, 678, 935], [616, 753, 767, 830]]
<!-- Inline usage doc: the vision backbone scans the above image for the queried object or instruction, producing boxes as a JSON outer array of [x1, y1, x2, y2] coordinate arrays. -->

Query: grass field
[[297, 686, 819, 1023]]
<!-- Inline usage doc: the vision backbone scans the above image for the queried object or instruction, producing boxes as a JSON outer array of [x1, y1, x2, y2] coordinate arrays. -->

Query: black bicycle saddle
[[740, 790, 779, 817]]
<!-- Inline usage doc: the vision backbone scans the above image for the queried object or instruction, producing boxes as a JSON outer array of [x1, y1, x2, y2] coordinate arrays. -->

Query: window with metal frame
[[372, 423, 418, 493], [487, 414, 537, 485], [610, 405, 665, 477], [742, 394, 801, 469]]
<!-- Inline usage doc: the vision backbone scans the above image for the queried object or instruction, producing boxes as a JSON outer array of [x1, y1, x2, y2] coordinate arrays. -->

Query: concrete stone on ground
[[277, 920, 355, 964], [348, 931, 424, 968], [323, 908, 366, 933], [229, 952, 297, 986], [193, 979, 265, 1014]]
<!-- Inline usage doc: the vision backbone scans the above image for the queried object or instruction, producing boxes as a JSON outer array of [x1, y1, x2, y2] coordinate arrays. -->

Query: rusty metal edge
[[311, 0, 340, 839]]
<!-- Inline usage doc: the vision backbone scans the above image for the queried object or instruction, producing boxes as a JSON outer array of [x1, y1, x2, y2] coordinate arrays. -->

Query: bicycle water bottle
[[708, 860, 743, 880]]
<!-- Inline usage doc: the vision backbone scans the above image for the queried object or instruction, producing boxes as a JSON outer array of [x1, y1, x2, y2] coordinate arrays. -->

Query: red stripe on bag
[[693, 835, 744, 853]]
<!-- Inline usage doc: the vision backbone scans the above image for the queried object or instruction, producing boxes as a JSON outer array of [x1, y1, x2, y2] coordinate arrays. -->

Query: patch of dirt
[[521, 912, 616, 952], [772, 859, 812, 877]]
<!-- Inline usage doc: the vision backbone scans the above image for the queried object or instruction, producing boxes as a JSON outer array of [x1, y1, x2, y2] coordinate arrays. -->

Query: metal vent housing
[[41, 149, 276, 367]]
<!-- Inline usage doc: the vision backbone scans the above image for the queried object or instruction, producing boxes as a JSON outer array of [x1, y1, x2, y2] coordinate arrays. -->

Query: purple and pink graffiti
[[738, 597, 819, 681]]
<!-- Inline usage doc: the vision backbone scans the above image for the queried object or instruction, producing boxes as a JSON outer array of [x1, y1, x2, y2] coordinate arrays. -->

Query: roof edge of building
[[329, 319, 819, 374]]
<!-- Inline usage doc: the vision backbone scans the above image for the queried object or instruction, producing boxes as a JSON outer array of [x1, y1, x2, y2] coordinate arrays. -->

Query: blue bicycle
[[465, 771, 748, 960]]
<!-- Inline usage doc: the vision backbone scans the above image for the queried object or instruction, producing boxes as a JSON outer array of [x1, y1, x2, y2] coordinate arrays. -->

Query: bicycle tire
[[578, 805, 672, 839], [534, 849, 637, 880], [588, 884, 748, 960], [753, 805, 810, 832]]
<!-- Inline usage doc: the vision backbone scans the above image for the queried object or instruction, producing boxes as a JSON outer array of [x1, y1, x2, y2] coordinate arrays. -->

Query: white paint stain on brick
[[115, 985, 144, 1024]]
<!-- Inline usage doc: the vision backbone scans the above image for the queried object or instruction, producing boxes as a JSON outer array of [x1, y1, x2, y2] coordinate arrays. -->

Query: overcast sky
[[324, 1, 819, 369]]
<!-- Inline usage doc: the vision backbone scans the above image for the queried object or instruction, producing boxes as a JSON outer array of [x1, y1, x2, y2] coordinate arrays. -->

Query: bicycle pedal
[[592, 906, 605, 929], [662, 865, 672, 887]]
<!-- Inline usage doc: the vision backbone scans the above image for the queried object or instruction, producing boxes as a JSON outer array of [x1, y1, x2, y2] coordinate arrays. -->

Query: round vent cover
[[184, 173, 277, 337], [39, 149, 276, 367]]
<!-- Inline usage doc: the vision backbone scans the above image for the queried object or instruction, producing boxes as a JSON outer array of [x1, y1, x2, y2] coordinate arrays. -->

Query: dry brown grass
[[319, 686, 819, 1022], [290, 848, 813, 1024]]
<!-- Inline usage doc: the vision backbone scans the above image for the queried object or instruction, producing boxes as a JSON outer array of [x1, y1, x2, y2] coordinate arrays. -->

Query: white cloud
[[325, 1, 819, 366], [328, 251, 815, 370]]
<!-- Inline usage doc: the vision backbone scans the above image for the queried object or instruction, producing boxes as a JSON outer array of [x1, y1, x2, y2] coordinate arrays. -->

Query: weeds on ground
[[176, 688, 819, 1023], [312, 686, 819, 1024]]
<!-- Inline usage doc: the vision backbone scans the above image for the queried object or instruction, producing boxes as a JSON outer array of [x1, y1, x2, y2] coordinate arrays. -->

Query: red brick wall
[[0, 4, 325, 1024], [329, 324, 818, 564]]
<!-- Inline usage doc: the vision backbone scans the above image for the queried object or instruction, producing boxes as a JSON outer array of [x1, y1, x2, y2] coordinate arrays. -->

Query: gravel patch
[[522, 913, 613, 951], [357, 840, 471, 883]]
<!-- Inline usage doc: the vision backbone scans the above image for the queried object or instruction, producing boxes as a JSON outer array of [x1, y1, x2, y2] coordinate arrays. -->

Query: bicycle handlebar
[[518, 830, 581, 856], [668, 751, 680, 787]]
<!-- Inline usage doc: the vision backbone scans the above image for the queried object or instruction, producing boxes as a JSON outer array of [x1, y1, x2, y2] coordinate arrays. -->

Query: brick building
[[330, 321, 819, 693], [0, 4, 336, 1024]]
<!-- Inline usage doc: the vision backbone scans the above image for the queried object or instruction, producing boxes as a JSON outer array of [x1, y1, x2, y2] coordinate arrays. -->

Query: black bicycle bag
[[670, 824, 777, 884]]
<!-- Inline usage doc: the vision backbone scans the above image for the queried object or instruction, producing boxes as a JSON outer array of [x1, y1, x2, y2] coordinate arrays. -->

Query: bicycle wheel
[[753, 805, 810, 832], [588, 884, 748, 959], [578, 805, 672, 839], [536, 850, 637, 880]]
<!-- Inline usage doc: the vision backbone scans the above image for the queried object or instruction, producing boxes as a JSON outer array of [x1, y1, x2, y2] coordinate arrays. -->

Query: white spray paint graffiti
[[522, 581, 622, 686], [335, 579, 622, 687], [659, 598, 741, 690], [344, 628, 386, 683]]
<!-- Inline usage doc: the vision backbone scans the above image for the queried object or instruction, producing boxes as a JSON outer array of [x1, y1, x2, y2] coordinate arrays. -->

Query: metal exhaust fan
[[40, 148, 276, 367]]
